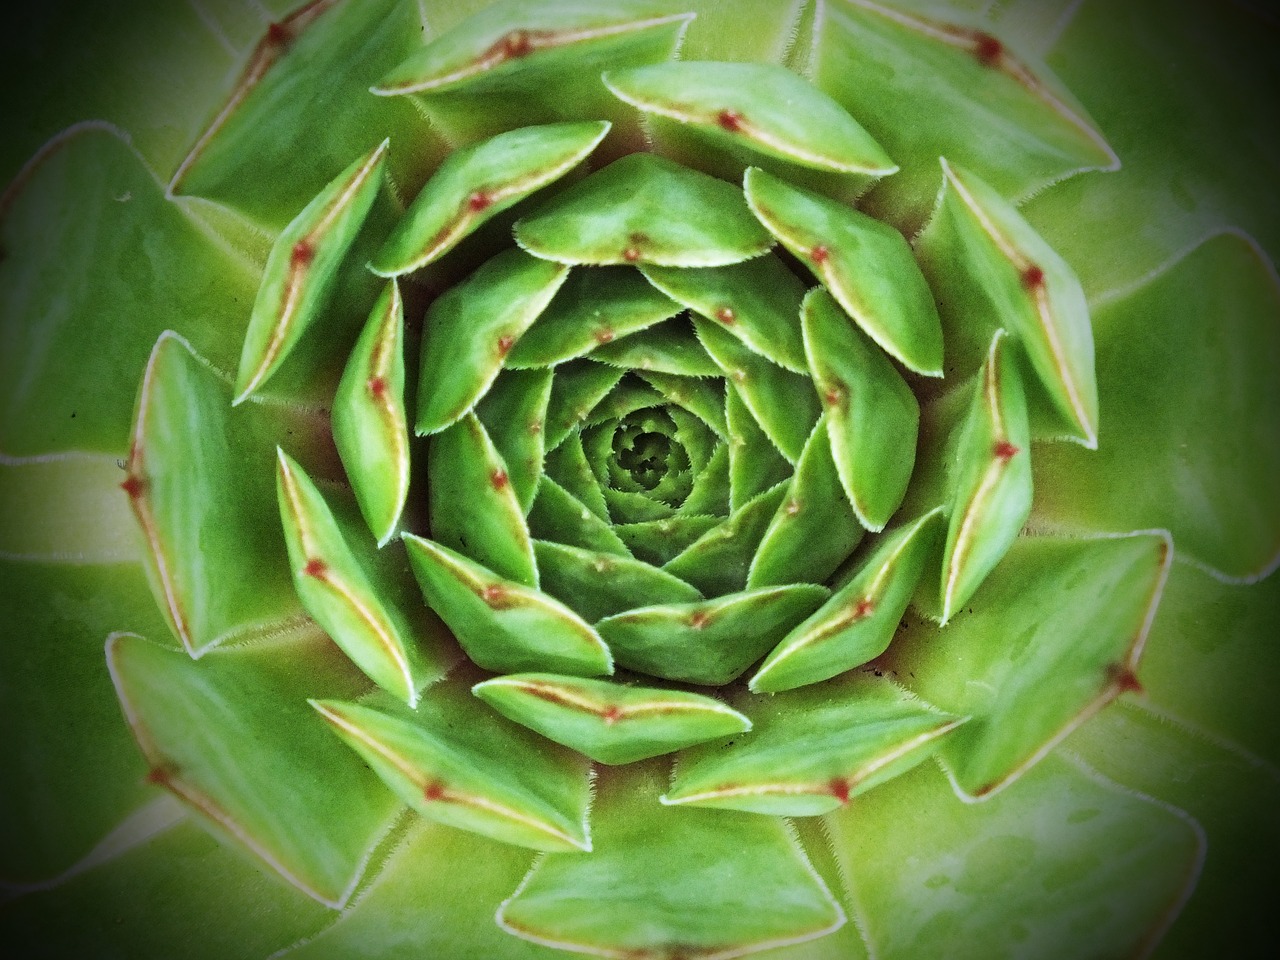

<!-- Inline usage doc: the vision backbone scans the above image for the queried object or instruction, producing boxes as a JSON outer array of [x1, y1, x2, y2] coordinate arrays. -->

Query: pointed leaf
[[428, 413, 537, 588], [604, 61, 896, 174], [507, 265, 682, 368], [498, 761, 844, 956], [596, 584, 828, 686], [696, 316, 820, 462], [543, 430, 611, 522], [234, 141, 388, 402], [107, 630, 401, 908], [372, 121, 609, 275], [1033, 232, 1280, 578], [808, 0, 1116, 222], [475, 368, 554, 514], [124, 333, 321, 654], [415, 248, 569, 434], [916, 160, 1098, 444], [543, 361, 625, 451], [332, 281, 409, 544], [277, 451, 452, 706], [638, 371, 729, 438], [473, 674, 751, 765], [528, 476, 631, 557], [533, 540, 702, 624], [666, 674, 964, 814], [664, 482, 790, 597], [802, 288, 919, 531], [614, 515, 722, 567], [725, 387, 792, 513], [745, 166, 944, 376], [749, 414, 865, 590], [889, 532, 1171, 797], [642, 254, 809, 373], [941, 330, 1033, 623], [313, 683, 591, 852], [680, 442, 731, 518], [515, 153, 773, 267], [589, 317, 722, 377], [752, 509, 944, 693], [403, 535, 612, 677]]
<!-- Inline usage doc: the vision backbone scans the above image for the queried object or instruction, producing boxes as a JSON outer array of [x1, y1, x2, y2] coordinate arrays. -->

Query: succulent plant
[[2, 0, 1277, 957]]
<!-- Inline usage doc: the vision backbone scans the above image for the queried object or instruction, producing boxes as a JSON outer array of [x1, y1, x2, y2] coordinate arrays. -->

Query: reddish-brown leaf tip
[[993, 440, 1020, 461], [717, 109, 744, 132], [974, 32, 1003, 67]]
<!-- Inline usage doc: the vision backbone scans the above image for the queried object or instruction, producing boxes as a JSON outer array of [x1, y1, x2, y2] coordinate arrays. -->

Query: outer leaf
[[498, 761, 845, 956], [801, 288, 919, 531], [402, 535, 613, 677], [331, 281, 409, 545], [415, 248, 569, 434], [939, 330, 1033, 623], [515, 153, 774, 267], [666, 674, 965, 814], [595, 585, 828, 686], [473, 673, 751, 765], [371, 121, 610, 275], [915, 160, 1098, 445], [124, 333, 323, 655], [889, 532, 1171, 797], [312, 682, 592, 853], [233, 140, 388, 403], [604, 61, 895, 174], [745, 166, 944, 377], [1033, 232, 1280, 579], [752, 509, 944, 694], [807, 0, 1117, 223], [107, 629, 402, 908]]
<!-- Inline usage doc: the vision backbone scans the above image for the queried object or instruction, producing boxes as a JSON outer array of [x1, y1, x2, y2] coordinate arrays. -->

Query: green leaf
[[473, 673, 751, 765], [745, 166, 944, 377], [527, 476, 631, 557], [233, 141, 388, 403], [940, 330, 1033, 623], [725, 387, 792, 513], [604, 61, 895, 174], [533, 539, 702, 624], [0, 126, 252, 456], [749, 414, 865, 590], [664, 481, 790, 597], [666, 674, 964, 814], [825, 753, 1201, 960], [807, 0, 1116, 225], [801, 288, 919, 531], [107, 629, 401, 907], [475, 368, 555, 515], [888, 532, 1171, 797], [696, 316, 820, 462], [514, 153, 774, 267], [641, 254, 809, 373], [596, 584, 828, 686], [506, 265, 681, 368], [331, 281, 410, 545], [124, 333, 328, 654], [171, 0, 437, 231], [415, 248, 569, 434], [428, 413, 537, 588], [614, 515, 722, 567], [372, 121, 609, 275], [498, 761, 845, 956], [542, 432, 611, 522], [1032, 232, 1280, 579], [276, 451, 453, 707], [402, 535, 612, 677], [372, 1, 692, 145], [638, 371, 729, 439], [312, 681, 592, 853], [0, 561, 169, 883], [752, 509, 944, 693], [915, 160, 1098, 445], [543, 361, 624, 451]]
